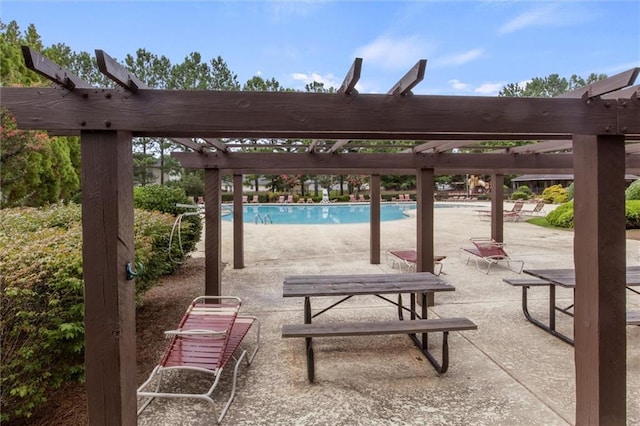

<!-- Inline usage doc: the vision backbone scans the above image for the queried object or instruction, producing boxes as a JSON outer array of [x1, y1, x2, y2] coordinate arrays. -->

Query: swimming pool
[[224, 203, 416, 224]]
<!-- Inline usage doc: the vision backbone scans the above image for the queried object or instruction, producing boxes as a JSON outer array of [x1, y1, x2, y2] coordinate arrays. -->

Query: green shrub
[[545, 200, 640, 230], [566, 183, 575, 201], [517, 185, 532, 195], [545, 201, 574, 228], [510, 191, 529, 200], [542, 184, 568, 204], [625, 200, 640, 229], [626, 179, 640, 200], [134, 184, 202, 256], [0, 203, 185, 422]]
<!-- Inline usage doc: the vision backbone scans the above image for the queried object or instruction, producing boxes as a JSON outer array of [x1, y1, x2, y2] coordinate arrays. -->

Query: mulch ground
[[10, 229, 640, 425], [6, 257, 204, 426]]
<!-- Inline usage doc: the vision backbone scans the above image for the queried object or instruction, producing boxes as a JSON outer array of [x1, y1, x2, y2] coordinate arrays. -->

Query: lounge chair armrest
[[164, 329, 228, 338]]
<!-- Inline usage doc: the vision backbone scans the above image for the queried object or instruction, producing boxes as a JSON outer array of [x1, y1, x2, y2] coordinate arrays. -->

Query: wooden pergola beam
[[172, 152, 574, 172], [388, 59, 427, 96], [3, 88, 633, 137]]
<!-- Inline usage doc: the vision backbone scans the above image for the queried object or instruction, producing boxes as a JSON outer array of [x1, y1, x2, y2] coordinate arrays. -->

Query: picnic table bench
[[281, 273, 477, 382]]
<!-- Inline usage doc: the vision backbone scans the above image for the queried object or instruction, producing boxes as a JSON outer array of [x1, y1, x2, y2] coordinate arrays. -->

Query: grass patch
[[525, 216, 569, 230]]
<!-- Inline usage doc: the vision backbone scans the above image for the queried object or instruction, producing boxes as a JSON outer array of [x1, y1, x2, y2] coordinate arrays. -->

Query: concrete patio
[[137, 201, 640, 425]]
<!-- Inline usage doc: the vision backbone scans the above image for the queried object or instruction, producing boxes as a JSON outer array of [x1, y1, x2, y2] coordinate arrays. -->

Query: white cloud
[[449, 79, 470, 90], [354, 35, 434, 71], [474, 82, 505, 96], [436, 48, 484, 67], [498, 3, 597, 35], [499, 4, 560, 34], [291, 72, 340, 89]]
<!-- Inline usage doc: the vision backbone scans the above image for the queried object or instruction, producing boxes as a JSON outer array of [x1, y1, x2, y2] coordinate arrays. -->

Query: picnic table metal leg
[[304, 297, 315, 382], [520, 285, 574, 346], [421, 292, 428, 351], [549, 285, 556, 332], [410, 293, 416, 320]]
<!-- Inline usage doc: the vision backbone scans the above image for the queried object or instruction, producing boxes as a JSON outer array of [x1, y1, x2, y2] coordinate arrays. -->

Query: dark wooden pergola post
[[370, 174, 381, 264], [417, 169, 435, 305], [416, 168, 435, 273], [573, 134, 627, 424], [81, 131, 136, 425], [204, 168, 222, 296], [491, 174, 505, 243], [233, 174, 244, 269]]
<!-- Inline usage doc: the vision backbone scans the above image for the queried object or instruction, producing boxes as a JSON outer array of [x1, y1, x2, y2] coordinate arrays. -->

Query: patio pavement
[[138, 201, 640, 426]]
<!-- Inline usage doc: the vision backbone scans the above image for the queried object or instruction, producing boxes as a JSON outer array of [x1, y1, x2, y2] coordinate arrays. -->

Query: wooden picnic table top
[[283, 272, 454, 297], [524, 266, 640, 288]]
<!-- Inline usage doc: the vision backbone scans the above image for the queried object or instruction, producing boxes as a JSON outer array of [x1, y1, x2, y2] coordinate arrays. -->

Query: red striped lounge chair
[[459, 237, 524, 274], [137, 296, 260, 424], [385, 249, 446, 275]]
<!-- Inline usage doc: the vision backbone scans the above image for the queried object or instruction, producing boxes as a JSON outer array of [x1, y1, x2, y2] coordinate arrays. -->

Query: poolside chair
[[251, 195, 259, 203], [358, 194, 366, 202], [385, 249, 446, 276], [285, 195, 293, 203], [137, 296, 260, 424], [277, 195, 285, 203], [519, 200, 546, 217], [242, 195, 248, 203], [349, 194, 357, 202], [459, 237, 524, 274], [306, 197, 315, 203]]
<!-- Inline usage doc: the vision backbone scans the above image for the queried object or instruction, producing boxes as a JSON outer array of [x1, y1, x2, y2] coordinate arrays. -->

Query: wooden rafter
[[388, 59, 427, 96], [558, 68, 639, 99], [327, 139, 351, 154], [21, 46, 93, 90], [201, 138, 228, 152], [95, 50, 146, 93], [411, 140, 451, 153], [337, 57, 362, 95], [171, 138, 207, 152], [433, 141, 481, 153], [306, 139, 321, 153], [508, 140, 573, 154], [602, 85, 639, 99]]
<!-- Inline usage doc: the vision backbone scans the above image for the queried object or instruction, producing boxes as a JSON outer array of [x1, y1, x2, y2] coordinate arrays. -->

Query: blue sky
[[2, 1, 639, 95]]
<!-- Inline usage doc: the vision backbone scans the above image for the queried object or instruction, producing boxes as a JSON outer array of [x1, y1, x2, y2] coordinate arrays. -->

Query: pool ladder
[[254, 214, 272, 224]]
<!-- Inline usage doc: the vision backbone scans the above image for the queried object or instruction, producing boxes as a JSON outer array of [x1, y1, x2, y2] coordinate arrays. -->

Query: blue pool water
[[223, 203, 417, 224]]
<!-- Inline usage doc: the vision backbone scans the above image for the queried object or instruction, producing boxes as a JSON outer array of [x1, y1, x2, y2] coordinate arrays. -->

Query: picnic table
[[281, 272, 476, 382], [505, 267, 640, 345]]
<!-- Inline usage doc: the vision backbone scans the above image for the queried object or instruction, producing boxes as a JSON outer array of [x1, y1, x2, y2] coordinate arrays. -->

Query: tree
[[1, 22, 81, 207], [499, 73, 607, 98], [1, 110, 79, 207]]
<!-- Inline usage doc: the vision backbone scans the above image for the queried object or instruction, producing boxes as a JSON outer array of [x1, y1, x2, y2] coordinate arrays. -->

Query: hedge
[[545, 200, 640, 229], [0, 200, 201, 422]]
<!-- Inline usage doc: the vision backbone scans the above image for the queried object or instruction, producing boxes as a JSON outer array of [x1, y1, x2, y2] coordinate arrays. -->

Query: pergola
[[2, 47, 639, 425]]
